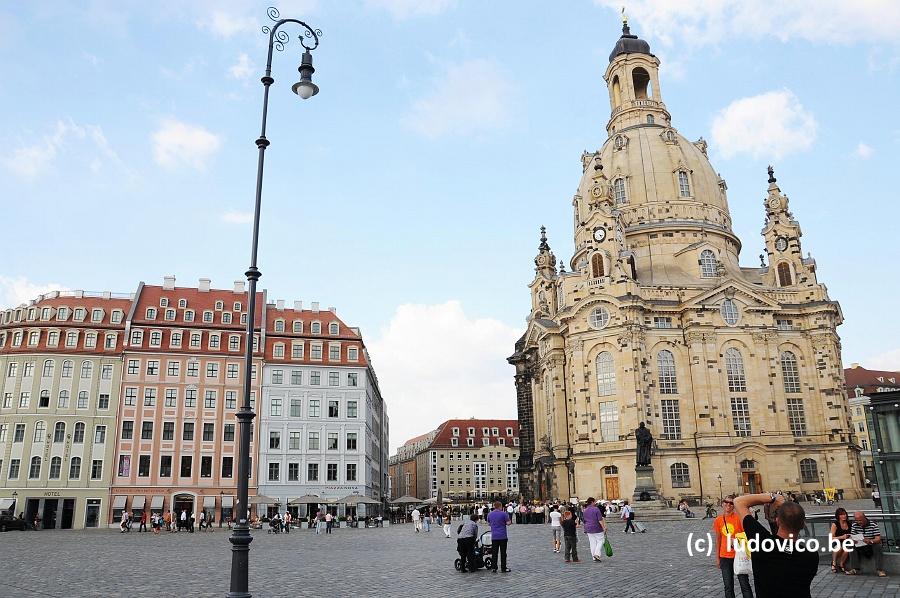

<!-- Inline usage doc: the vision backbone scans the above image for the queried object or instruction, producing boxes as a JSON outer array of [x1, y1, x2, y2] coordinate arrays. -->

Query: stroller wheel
[[454, 559, 461, 571], [484, 557, 493, 570]]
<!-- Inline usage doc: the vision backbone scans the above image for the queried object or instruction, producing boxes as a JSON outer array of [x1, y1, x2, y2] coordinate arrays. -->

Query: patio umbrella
[[249, 494, 278, 505], [424, 496, 452, 505], [338, 494, 382, 506], [289, 495, 321, 505], [391, 495, 422, 505]]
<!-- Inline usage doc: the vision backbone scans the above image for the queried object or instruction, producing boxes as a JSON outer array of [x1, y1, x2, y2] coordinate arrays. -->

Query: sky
[[1, 1, 899, 453]]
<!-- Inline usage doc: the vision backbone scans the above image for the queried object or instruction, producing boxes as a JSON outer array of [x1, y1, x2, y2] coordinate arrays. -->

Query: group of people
[[119, 509, 215, 533], [713, 493, 888, 598]]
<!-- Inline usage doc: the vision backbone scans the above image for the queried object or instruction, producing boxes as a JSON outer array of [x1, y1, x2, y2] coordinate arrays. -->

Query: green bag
[[604, 536, 613, 557]]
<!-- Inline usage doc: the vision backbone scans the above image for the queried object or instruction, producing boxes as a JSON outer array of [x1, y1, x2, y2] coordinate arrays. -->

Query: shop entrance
[[84, 499, 101, 528]]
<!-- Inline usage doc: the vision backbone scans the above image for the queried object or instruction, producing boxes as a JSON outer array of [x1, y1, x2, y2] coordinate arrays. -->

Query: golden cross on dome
[[621, 6, 628, 25]]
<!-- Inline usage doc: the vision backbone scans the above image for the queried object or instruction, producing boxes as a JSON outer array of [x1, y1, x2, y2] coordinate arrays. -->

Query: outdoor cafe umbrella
[[338, 494, 382, 506], [423, 496, 452, 505], [288, 494, 322, 505], [391, 496, 422, 505], [249, 494, 278, 505]]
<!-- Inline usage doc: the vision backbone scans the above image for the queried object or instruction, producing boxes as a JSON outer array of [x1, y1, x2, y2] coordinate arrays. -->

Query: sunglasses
[[723, 501, 734, 505]]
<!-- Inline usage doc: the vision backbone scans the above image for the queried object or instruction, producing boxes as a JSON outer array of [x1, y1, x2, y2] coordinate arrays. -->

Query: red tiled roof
[[263, 305, 368, 366], [845, 365, 900, 390], [431, 419, 519, 448], [132, 285, 264, 330], [403, 431, 432, 447]]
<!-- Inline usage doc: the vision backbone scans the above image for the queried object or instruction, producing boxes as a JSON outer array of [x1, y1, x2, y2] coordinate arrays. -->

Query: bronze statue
[[635, 422, 653, 466]]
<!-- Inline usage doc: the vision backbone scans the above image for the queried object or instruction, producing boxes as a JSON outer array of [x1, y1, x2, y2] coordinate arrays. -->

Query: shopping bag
[[603, 536, 613, 557], [733, 532, 752, 576]]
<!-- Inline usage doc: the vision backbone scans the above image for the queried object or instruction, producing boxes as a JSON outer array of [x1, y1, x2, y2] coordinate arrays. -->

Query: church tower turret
[[761, 166, 818, 288], [530, 226, 558, 316]]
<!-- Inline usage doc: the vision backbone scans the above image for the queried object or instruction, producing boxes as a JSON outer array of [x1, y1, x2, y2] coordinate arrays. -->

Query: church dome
[[609, 23, 652, 63]]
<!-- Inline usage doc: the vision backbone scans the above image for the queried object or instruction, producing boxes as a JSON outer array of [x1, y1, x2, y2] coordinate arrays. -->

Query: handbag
[[603, 536, 613, 557], [733, 532, 752, 575]]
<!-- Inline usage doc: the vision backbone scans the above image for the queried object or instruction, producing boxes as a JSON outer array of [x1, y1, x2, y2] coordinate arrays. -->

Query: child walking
[[562, 508, 580, 563]]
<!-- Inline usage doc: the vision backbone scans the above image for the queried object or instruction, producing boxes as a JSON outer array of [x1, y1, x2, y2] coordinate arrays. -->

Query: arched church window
[[678, 170, 691, 197], [699, 250, 717, 278], [632, 67, 650, 99], [611, 75, 622, 107], [596, 352, 616, 396], [646, 114, 655, 124], [724, 348, 747, 392], [781, 351, 801, 393], [721, 299, 740, 326], [589, 306, 610, 330], [799, 459, 818, 483], [777, 262, 793, 287], [671, 463, 690, 488], [591, 254, 605, 279], [739, 459, 756, 470], [603, 465, 618, 475], [613, 178, 627, 204], [657, 350, 677, 394]]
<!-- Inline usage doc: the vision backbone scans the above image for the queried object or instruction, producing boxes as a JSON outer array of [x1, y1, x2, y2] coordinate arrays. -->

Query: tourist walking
[[549, 505, 562, 553], [714, 496, 753, 598], [138, 511, 147, 533], [180, 509, 187, 532], [163, 510, 171, 532], [424, 509, 431, 532], [119, 510, 129, 533], [456, 514, 479, 573], [734, 492, 818, 597], [582, 497, 606, 562], [562, 508, 580, 563], [411, 508, 421, 532], [325, 511, 334, 534], [829, 507, 851, 572], [487, 501, 512, 572], [621, 501, 636, 533], [442, 511, 452, 538], [284, 511, 292, 533]]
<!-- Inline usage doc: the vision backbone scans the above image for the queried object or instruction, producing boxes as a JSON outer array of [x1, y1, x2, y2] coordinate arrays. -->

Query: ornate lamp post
[[716, 474, 723, 502], [227, 8, 321, 598]]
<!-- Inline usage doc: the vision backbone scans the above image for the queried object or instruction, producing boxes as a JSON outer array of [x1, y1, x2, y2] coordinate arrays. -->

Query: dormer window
[[57, 307, 69, 321], [311, 322, 321, 334], [203, 311, 213, 323], [27, 308, 36, 320], [160, 298, 169, 308], [452, 427, 459, 437], [73, 308, 86, 321], [110, 310, 122, 324], [178, 299, 188, 308], [41, 308, 51, 320], [222, 312, 232, 324], [146, 308, 157, 320], [329, 322, 339, 335], [468, 427, 475, 436], [184, 310, 195, 322], [275, 320, 285, 333], [165, 309, 176, 321], [215, 301, 224, 311], [677, 170, 691, 197], [293, 321, 303, 333], [233, 302, 242, 312]]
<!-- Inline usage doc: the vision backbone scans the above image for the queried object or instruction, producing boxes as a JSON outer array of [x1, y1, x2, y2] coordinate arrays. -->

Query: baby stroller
[[454, 531, 494, 572]]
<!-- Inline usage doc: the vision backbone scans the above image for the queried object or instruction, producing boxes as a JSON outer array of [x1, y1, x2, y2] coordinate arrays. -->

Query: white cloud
[[200, 10, 256, 38], [366, 0, 455, 19], [594, 1, 900, 47], [228, 53, 254, 79], [0, 276, 69, 309], [865, 348, 900, 371], [855, 142, 874, 159], [2, 119, 123, 179], [221, 210, 253, 224], [368, 301, 522, 453], [403, 58, 514, 139], [152, 118, 222, 171], [711, 90, 817, 160]]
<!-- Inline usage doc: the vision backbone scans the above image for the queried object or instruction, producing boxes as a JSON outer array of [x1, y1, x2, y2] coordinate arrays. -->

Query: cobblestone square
[[1, 506, 896, 598]]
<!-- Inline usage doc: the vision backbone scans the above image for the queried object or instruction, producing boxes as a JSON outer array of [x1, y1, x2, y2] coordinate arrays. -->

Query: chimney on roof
[[163, 275, 176, 290], [850, 363, 860, 369], [233, 280, 245, 294], [328, 306, 336, 313], [276, 299, 285, 311], [102, 291, 111, 299], [294, 300, 303, 311], [75, 290, 84, 298], [311, 302, 319, 313], [199, 278, 211, 292]]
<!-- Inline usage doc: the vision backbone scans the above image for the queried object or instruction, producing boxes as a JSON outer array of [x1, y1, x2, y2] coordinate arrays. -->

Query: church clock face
[[593, 228, 606, 242], [591, 184, 605, 198], [768, 197, 782, 210], [775, 237, 788, 252]]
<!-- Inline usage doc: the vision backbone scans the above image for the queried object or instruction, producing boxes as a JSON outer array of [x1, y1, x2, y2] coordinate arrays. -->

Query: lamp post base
[[227, 524, 254, 598]]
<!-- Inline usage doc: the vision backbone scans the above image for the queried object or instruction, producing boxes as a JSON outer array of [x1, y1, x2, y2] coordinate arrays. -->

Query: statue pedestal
[[633, 465, 661, 502]]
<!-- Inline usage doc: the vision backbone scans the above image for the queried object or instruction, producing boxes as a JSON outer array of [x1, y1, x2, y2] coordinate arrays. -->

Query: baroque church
[[508, 21, 861, 504]]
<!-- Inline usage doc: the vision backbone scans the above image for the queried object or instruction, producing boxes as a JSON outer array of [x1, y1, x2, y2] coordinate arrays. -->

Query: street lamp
[[716, 474, 723, 502], [227, 7, 321, 598]]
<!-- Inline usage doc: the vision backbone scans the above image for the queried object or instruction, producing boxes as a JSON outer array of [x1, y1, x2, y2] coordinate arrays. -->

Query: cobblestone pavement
[[0, 502, 895, 598]]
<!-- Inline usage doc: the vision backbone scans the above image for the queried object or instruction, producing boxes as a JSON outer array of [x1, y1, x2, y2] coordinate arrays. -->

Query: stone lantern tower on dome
[[509, 21, 860, 507]]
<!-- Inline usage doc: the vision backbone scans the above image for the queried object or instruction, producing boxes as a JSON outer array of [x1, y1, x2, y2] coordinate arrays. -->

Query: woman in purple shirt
[[582, 497, 607, 562], [487, 501, 512, 572]]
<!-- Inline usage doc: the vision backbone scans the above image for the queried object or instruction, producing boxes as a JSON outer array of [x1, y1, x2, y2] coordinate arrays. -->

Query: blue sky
[[1, 1, 899, 451]]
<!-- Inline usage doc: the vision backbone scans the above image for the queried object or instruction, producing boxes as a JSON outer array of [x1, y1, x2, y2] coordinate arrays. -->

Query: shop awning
[[203, 496, 216, 508], [0, 498, 15, 510], [222, 495, 234, 508], [112, 495, 127, 510], [150, 495, 164, 510], [131, 495, 146, 510]]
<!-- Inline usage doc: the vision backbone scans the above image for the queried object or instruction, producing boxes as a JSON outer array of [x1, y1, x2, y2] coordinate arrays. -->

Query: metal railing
[[803, 512, 900, 553]]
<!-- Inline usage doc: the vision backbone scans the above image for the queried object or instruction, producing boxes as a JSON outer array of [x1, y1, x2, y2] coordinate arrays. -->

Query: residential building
[[390, 420, 519, 501], [0, 291, 132, 528], [388, 430, 435, 499], [109, 277, 264, 525], [509, 22, 860, 503], [257, 300, 388, 517], [845, 363, 900, 488]]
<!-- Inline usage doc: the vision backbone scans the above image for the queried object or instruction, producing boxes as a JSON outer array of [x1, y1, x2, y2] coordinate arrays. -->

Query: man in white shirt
[[411, 508, 421, 532], [549, 505, 563, 553]]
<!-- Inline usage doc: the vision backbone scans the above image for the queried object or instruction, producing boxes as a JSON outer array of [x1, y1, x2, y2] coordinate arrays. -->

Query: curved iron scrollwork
[[262, 6, 322, 52]]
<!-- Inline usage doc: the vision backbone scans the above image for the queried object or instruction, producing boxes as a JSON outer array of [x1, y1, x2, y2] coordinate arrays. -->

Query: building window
[[222, 312, 232, 324], [595, 351, 616, 396], [308, 431, 320, 450], [787, 398, 807, 437], [98, 394, 110, 409], [209, 334, 220, 349], [180, 456, 192, 477], [269, 431, 281, 449], [187, 361, 199, 377], [599, 400, 619, 441], [220, 456, 232, 478], [94, 425, 106, 444], [346, 432, 357, 450], [138, 455, 151, 477], [326, 463, 338, 481], [328, 372, 340, 386], [162, 422, 174, 440], [49, 456, 62, 480], [311, 322, 321, 334], [348, 347, 358, 361], [293, 320, 303, 333], [654, 317, 672, 328], [721, 299, 740, 326], [87, 459, 100, 478], [183, 422, 194, 441], [329, 345, 340, 361], [310, 371, 321, 385], [146, 308, 157, 320], [309, 399, 320, 417], [289, 431, 301, 450], [671, 462, 690, 488], [140, 421, 153, 440], [699, 249, 717, 278], [229, 335, 240, 351], [799, 459, 819, 483], [81, 361, 93, 379], [268, 462, 280, 481], [185, 389, 197, 407], [7, 459, 20, 479], [121, 420, 133, 440], [327, 433, 338, 450], [68, 457, 81, 479], [39, 390, 50, 408], [776, 319, 794, 331], [204, 390, 216, 409], [781, 351, 801, 393], [661, 399, 681, 439], [328, 400, 339, 418], [224, 424, 235, 442], [272, 369, 283, 384], [657, 350, 678, 394], [346, 463, 357, 481], [591, 253, 605, 278], [118, 455, 131, 477], [146, 360, 159, 376], [271, 397, 282, 416], [225, 391, 237, 409], [290, 398, 302, 417], [731, 397, 751, 437], [777, 262, 793, 287], [54, 421, 66, 442], [274, 343, 285, 358], [724, 348, 747, 392], [451, 438, 458, 447], [274, 319, 285, 333], [144, 388, 156, 406], [33, 421, 46, 442], [677, 170, 691, 197], [613, 178, 627, 205], [588, 306, 610, 330], [29, 456, 42, 479], [311, 344, 323, 360], [292, 343, 304, 359], [206, 363, 218, 378], [72, 422, 85, 443], [347, 401, 358, 418], [307, 463, 319, 481], [77, 391, 89, 409], [203, 423, 214, 442], [42, 360, 54, 377], [101, 364, 113, 379], [160, 456, 172, 477]]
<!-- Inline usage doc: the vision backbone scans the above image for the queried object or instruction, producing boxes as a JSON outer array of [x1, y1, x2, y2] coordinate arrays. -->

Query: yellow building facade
[[509, 23, 861, 504]]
